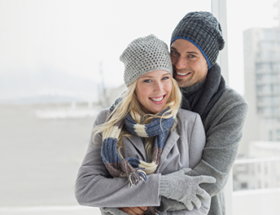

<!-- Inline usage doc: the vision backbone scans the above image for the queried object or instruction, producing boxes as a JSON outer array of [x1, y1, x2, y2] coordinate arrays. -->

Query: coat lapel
[[125, 135, 146, 161], [157, 129, 180, 171]]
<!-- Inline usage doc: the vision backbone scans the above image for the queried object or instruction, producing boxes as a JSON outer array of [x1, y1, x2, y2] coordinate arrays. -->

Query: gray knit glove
[[159, 168, 216, 211], [158, 196, 186, 212]]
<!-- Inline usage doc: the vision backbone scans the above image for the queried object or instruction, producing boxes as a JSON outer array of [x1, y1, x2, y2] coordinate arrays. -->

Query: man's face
[[170, 39, 208, 88]]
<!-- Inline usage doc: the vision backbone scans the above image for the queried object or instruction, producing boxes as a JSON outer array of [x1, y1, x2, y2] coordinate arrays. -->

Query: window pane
[[228, 0, 280, 215], [0, 1, 211, 214]]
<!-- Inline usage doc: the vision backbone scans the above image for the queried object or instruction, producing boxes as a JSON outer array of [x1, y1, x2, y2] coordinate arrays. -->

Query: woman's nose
[[154, 81, 163, 92]]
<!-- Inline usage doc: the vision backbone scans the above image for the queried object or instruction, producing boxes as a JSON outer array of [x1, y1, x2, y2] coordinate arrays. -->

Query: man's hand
[[119, 206, 147, 215], [101, 207, 130, 215], [160, 168, 216, 210]]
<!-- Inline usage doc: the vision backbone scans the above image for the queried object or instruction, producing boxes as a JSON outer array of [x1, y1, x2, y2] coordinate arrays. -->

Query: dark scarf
[[180, 64, 226, 121]]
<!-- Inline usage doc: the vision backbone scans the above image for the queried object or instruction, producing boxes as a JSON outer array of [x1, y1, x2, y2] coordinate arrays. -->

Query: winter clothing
[[101, 108, 175, 215], [160, 168, 215, 211], [171, 11, 225, 69], [169, 12, 248, 214], [101, 108, 174, 188], [180, 64, 226, 121], [121, 34, 172, 86], [75, 108, 211, 215], [161, 68, 249, 215]]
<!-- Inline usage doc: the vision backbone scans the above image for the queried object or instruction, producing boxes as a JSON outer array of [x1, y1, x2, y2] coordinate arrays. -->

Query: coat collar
[[157, 129, 179, 172]]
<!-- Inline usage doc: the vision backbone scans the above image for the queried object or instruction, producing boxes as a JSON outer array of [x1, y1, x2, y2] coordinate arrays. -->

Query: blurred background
[[0, 0, 280, 214]]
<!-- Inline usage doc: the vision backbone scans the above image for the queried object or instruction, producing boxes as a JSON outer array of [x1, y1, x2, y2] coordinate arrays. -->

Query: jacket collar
[[157, 129, 179, 172]]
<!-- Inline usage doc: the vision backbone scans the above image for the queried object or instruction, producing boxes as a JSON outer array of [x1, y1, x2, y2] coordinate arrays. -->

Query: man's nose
[[174, 56, 187, 69]]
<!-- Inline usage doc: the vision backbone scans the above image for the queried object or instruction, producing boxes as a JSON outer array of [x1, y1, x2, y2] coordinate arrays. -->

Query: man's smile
[[175, 70, 191, 77]]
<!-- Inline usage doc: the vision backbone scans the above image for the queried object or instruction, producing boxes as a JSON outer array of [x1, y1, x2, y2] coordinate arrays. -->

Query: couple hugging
[[75, 11, 248, 215]]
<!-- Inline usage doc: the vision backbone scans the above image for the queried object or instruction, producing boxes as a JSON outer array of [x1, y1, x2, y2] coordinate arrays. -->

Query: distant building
[[241, 1, 280, 158]]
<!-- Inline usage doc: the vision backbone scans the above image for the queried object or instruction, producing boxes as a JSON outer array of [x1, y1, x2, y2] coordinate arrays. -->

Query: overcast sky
[[0, 0, 278, 100]]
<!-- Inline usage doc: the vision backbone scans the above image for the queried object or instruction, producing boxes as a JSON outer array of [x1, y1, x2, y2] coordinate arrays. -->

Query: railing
[[230, 157, 280, 215], [233, 157, 280, 190]]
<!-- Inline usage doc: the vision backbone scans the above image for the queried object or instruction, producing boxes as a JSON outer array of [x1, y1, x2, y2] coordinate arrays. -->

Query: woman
[[75, 35, 215, 215]]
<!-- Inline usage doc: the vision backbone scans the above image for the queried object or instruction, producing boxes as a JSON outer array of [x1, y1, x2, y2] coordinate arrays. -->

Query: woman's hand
[[119, 206, 147, 215]]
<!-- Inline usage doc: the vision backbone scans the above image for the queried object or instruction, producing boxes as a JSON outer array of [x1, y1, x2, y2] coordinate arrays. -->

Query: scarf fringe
[[128, 168, 147, 187]]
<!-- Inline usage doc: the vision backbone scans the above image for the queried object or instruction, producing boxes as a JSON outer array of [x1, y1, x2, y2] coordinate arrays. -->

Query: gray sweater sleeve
[[75, 109, 161, 207], [186, 89, 249, 196]]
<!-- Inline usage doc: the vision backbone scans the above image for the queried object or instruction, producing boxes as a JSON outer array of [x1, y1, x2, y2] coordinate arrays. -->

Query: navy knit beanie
[[171, 11, 225, 69]]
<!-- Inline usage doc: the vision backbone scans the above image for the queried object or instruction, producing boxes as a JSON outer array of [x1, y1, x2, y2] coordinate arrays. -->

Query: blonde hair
[[93, 76, 182, 174]]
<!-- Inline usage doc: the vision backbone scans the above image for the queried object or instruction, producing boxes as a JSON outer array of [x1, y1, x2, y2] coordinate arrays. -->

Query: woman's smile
[[149, 95, 166, 104]]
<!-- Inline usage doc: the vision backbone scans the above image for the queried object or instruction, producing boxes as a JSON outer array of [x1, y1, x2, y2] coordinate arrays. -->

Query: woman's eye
[[143, 79, 151, 83], [162, 76, 169, 80]]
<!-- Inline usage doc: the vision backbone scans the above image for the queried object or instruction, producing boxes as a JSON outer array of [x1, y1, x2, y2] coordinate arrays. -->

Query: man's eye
[[189, 54, 196, 58], [171, 50, 178, 55]]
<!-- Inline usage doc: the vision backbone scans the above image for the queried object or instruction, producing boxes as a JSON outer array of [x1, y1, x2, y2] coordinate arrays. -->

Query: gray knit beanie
[[120, 34, 173, 86], [171, 11, 225, 69]]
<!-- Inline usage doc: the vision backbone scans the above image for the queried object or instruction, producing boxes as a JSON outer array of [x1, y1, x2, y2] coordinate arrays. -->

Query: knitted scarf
[[101, 109, 174, 187], [180, 63, 226, 121]]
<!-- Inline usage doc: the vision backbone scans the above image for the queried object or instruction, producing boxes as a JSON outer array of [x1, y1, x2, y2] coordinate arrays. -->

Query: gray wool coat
[[75, 108, 211, 215]]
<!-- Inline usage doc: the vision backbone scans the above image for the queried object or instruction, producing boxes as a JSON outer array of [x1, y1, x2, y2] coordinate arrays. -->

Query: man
[[157, 11, 249, 215], [101, 11, 248, 215]]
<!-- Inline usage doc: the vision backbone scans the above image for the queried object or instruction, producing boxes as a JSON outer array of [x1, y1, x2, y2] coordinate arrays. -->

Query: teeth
[[150, 96, 164, 102], [177, 71, 190, 76]]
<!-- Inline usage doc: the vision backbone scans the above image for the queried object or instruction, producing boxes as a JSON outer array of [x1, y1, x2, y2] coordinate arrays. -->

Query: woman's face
[[135, 70, 172, 114]]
